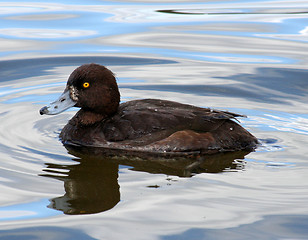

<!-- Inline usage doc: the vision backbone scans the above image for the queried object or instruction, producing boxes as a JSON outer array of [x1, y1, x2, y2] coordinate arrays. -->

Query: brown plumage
[[40, 63, 258, 155]]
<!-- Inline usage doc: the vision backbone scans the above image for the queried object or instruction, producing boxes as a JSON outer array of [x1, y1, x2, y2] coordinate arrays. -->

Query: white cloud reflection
[[5, 13, 77, 21], [0, 28, 96, 39]]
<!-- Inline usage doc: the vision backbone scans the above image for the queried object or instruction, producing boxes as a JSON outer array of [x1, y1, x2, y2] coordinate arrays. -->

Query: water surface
[[0, 0, 308, 239]]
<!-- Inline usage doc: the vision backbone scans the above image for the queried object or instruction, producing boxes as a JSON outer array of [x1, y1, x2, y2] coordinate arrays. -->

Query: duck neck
[[74, 109, 106, 125]]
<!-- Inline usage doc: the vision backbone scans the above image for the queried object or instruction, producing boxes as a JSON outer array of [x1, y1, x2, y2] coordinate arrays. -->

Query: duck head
[[40, 63, 120, 118]]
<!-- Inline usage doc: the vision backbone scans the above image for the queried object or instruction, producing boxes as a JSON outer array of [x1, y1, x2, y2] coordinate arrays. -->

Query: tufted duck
[[40, 63, 258, 155]]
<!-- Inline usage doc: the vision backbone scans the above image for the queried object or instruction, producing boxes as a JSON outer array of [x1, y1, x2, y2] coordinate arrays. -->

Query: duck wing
[[102, 99, 245, 142]]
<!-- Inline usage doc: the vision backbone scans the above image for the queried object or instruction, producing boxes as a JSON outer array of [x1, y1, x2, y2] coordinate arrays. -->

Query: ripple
[[157, 8, 308, 15], [253, 112, 308, 135]]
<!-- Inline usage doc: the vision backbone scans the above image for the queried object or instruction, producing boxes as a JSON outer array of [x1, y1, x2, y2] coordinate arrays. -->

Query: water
[[0, 0, 308, 239]]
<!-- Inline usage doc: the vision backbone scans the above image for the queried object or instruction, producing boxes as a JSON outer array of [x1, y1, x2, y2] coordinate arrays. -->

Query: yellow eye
[[83, 82, 90, 88]]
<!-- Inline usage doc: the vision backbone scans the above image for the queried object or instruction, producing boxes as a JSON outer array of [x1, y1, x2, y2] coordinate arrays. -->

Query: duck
[[40, 63, 258, 155]]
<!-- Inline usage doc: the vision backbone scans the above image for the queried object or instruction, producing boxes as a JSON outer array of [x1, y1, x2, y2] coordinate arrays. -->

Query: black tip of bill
[[39, 106, 48, 115]]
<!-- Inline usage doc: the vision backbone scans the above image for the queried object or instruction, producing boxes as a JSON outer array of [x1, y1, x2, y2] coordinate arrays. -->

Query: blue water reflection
[[0, 226, 96, 240], [162, 215, 308, 240], [0, 199, 59, 222]]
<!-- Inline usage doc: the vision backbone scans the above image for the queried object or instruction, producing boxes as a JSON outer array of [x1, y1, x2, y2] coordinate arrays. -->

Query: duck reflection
[[41, 145, 251, 215], [41, 156, 120, 215]]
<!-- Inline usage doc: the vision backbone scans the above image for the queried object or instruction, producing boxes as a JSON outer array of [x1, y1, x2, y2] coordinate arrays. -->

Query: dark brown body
[[40, 64, 258, 156], [60, 99, 258, 154]]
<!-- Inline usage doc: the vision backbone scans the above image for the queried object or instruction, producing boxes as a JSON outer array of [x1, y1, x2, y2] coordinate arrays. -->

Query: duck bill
[[40, 89, 76, 115]]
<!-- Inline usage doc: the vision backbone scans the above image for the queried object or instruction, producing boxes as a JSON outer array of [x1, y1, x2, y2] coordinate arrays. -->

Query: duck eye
[[83, 82, 90, 88]]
